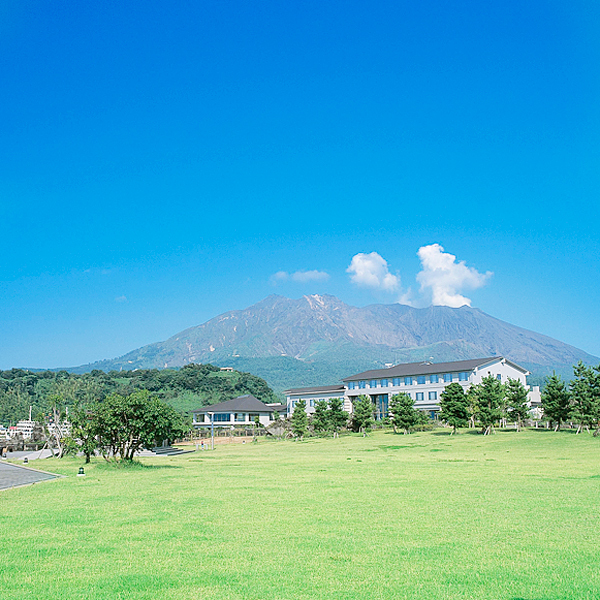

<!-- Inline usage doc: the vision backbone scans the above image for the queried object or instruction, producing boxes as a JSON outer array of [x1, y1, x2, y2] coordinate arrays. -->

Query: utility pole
[[208, 412, 214, 450]]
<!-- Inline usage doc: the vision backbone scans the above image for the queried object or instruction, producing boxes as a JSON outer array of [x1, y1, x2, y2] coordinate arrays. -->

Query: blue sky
[[1, 0, 599, 369]]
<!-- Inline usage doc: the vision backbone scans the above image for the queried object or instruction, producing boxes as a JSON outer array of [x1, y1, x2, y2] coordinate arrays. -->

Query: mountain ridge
[[69, 294, 598, 390]]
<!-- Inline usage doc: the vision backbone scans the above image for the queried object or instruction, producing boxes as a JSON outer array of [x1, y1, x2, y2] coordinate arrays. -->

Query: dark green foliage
[[541, 373, 571, 430], [0, 364, 277, 426], [439, 383, 469, 433], [570, 362, 600, 433], [388, 393, 421, 434], [311, 400, 329, 434], [93, 390, 188, 461], [327, 397, 348, 434], [504, 378, 530, 429], [291, 400, 308, 439], [351, 395, 374, 434], [471, 375, 505, 434]]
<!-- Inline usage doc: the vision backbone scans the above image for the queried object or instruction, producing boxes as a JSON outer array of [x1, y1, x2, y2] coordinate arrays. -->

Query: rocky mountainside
[[74, 294, 597, 390]]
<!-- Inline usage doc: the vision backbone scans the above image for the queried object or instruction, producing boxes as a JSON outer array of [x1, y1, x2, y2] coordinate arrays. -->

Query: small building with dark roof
[[192, 394, 281, 428]]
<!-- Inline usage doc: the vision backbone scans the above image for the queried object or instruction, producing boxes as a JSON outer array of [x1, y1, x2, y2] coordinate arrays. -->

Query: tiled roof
[[342, 357, 510, 382], [192, 394, 276, 413]]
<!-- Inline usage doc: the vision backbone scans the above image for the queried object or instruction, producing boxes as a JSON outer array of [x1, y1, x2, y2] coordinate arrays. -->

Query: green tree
[[472, 375, 504, 435], [541, 373, 571, 431], [291, 400, 308, 440], [69, 404, 99, 463], [327, 397, 348, 437], [93, 390, 188, 461], [351, 395, 374, 435], [505, 378, 530, 431], [570, 362, 600, 434], [439, 383, 469, 434], [388, 393, 420, 434], [311, 400, 329, 434]]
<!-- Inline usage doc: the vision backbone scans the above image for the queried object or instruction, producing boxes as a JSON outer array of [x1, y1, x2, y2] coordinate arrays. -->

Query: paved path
[[0, 461, 58, 491]]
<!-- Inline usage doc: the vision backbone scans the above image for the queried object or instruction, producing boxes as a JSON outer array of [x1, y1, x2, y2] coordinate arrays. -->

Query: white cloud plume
[[416, 243, 492, 308], [347, 252, 399, 292], [115, 295, 128, 303], [270, 270, 330, 284]]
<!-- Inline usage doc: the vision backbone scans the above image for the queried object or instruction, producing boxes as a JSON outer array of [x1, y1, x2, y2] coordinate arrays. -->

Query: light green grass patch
[[1, 429, 599, 599]]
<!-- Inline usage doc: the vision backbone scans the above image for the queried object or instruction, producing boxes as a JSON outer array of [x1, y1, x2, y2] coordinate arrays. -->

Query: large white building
[[285, 356, 531, 420]]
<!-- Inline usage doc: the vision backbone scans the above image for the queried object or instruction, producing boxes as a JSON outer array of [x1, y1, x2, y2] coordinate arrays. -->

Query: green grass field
[[1, 429, 599, 600]]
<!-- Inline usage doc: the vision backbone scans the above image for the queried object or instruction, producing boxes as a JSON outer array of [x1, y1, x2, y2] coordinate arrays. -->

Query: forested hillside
[[0, 364, 277, 426]]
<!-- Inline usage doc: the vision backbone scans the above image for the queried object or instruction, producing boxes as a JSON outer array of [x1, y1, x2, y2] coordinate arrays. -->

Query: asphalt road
[[0, 461, 58, 491]]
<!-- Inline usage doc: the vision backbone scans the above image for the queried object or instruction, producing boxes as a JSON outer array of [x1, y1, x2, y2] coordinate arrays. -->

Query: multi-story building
[[285, 356, 530, 419], [284, 384, 349, 416]]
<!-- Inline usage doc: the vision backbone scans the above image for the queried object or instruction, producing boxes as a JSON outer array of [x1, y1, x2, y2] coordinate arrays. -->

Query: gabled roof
[[192, 394, 275, 414], [284, 384, 346, 395], [342, 357, 520, 382]]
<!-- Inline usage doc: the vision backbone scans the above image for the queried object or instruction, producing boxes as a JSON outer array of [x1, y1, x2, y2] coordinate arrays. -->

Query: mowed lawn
[[1, 429, 599, 600]]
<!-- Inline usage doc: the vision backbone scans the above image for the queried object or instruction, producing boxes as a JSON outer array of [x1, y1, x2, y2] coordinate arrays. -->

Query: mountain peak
[[76, 295, 598, 383]]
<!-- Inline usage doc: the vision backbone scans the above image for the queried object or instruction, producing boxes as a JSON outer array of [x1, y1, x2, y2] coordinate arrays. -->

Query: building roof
[[342, 357, 525, 382], [284, 384, 346, 395], [192, 394, 276, 414]]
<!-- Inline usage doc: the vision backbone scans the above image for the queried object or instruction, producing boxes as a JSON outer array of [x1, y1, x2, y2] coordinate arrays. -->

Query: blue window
[[404, 377, 413, 385], [310, 399, 315, 407], [359, 380, 366, 389], [235, 413, 245, 422], [444, 373, 452, 383], [496, 374, 502, 381], [417, 376, 426, 385], [381, 379, 388, 387], [370, 380, 378, 388], [393, 377, 401, 386], [291, 401, 297, 408], [415, 392, 424, 401], [348, 381, 356, 390], [459, 372, 469, 381], [213, 413, 231, 422], [429, 391, 437, 400], [430, 374, 439, 384]]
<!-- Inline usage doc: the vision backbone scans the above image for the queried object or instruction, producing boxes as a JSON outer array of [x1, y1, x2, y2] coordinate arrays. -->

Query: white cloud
[[270, 270, 330, 285], [292, 270, 330, 283], [416, 244, 492, 308], [347, 252, 399, 292], [115, 295, 128, 303], [270, 271, 289, 284]]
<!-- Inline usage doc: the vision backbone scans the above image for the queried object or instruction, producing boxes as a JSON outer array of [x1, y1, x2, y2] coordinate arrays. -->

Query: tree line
[[0, 363, 277, 426], [540, 362, 600, 434]]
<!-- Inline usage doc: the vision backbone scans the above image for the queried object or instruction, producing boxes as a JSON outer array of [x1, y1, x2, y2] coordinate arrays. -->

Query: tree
[[93, 390, 188, 461], [291, 400, 308, 440], [541, 373, 571, 431], [505, 378, 530, 431], [438, 383, 469, 434], [351, 395, 374, 435], [388, 393, 420, 434], [327, 397, 347, 437], [44, 394, 71, 458], [472, 375, 504, 435], [311, 400, 329, 434], [69, 404, 99, 463], [570, 362, 600, 434]]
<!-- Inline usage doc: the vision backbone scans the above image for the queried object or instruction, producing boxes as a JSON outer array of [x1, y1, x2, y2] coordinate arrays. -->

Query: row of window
[[194, 412, 271, 423], [347, 372, 470, 390], [289, 398, 343, 408]]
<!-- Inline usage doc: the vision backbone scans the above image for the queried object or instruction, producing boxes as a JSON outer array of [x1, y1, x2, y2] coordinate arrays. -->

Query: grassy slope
[[1, 429, 599, 599]]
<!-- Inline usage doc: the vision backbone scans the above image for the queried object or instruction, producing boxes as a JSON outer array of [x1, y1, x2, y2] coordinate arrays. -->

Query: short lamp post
[[208, 412, 215, 450]]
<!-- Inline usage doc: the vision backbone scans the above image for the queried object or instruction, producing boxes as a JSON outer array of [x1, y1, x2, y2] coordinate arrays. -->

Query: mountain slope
[[72, 295, 597, 390]]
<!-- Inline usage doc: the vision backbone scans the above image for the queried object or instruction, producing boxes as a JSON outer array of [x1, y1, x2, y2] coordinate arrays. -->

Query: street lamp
[[208, 412, 214, 450]]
